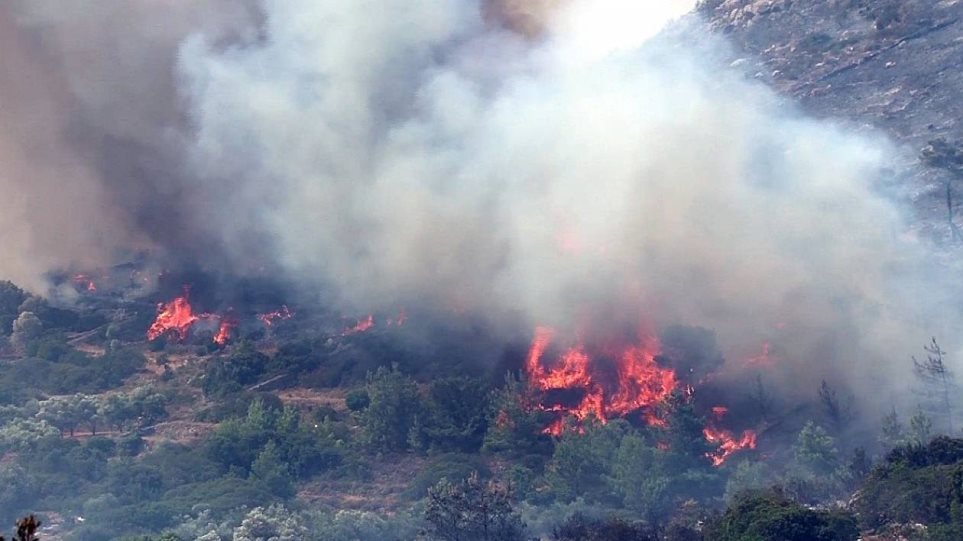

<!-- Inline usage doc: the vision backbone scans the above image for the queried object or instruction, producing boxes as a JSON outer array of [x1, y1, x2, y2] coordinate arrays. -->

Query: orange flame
[[525, 326, 676, 436], [147, 295, 199, 342], [147, 289, 234, 345], [343, 315, 375, 335], [704, 426, 758, 466], [214, 315, 237, 346], [703, 406, 757, 466]]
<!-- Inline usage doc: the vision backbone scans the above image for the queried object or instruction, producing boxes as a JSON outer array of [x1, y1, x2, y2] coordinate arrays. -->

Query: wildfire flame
[[525, 326, 758, 465], [525, 326, 677, 436], [343, 315, 375, 335], [214, 314, 238, 346], [72, 274, 97, 292], [147, 289, 236, 345], [148, 294, 199, 342], [259, 305, 294, 326], [703, 405, 758, 466]]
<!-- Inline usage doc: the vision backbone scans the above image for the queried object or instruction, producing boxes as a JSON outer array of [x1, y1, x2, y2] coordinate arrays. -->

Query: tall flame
[[147, 289, 236, 345], [525, 325, 758, 465], [525, 326, 676, 435], [147, 295, 199, 342]]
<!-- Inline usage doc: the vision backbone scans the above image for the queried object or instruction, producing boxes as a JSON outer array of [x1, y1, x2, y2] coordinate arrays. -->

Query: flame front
[[525, 326, 676, 436], [525, 325, 758, 465], [343, 315, 375, 335], [704, 426, 758, 467], [147, 290, 236, 345], [259, 305, 294, 326], [147, 295, 199, 342]]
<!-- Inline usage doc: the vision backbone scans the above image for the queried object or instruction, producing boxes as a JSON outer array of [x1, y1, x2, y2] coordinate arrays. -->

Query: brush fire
[[525, 323, 758, 465], [146, 288, 287, 346]]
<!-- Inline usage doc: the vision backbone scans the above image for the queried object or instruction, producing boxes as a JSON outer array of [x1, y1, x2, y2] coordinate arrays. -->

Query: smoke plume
[[1, 1, 956, 412]]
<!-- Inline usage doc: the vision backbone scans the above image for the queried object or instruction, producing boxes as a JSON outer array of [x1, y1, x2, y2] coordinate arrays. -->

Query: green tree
[[417, 377, 490, 453], [0, 282, 27, 337], [424, 472, 526, 541], [546, 417, 624, 502], [663, 393, 714, 471], [913, 338, 955, 433], [233, 504, 307, 541], [705, 489, 858, 541], [787, 422, 846, 502], [724, 460, 775, 503], [250, 440, 295, 498], [909, 406, 933, 445], [818, 380, 854, 435], [202, 342, 269, 397], [361, 365, 423, 452], [793, 422, 841, 476], [610, 431, 671, 520], [880, 408, 906, 452], [483, 373, 551, 457]]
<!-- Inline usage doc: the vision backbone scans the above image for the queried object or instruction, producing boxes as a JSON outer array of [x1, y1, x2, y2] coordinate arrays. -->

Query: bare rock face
[[700, 0, 963, 238]]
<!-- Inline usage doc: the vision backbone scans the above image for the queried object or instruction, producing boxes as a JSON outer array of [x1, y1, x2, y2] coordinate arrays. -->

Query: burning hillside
[[524, 322, 757, 464], [146, 286, 292, 346], [526, 325, 675, 433]]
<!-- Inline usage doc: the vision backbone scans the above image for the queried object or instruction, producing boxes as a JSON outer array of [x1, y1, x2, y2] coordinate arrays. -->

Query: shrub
[[705, 489, 858, 541]]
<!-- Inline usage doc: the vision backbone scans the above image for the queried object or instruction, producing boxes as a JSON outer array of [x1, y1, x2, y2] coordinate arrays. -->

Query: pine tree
[[913, 338, 955, 433]]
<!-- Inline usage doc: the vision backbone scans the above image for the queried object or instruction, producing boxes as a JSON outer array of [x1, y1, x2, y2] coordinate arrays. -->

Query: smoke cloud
[[0, 1, 956, 411]]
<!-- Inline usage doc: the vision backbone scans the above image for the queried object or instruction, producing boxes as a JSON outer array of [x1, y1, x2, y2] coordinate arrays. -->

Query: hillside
[[701, 0, 963, 236], [1, 2, 962, 541]]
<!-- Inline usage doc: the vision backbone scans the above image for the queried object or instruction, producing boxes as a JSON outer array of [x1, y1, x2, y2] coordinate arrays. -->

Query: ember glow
[[72, 274, 97, 292], [259, 305, 294, 327], [744, 342, 775, 367], [343, 315, 375, 336], [525, 326, 677, 436]]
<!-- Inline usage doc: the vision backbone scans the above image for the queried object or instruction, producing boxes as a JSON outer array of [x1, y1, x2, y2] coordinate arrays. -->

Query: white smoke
[[0, 0, 951, 410]]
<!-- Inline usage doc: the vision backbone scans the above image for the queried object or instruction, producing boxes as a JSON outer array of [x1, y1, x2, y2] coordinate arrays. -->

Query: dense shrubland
[[0, 278, 959, 541]]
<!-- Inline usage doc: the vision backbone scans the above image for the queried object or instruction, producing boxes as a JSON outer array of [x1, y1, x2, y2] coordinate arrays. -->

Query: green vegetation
[[705, 490, 858, 541], [0, 279, 961, 541]]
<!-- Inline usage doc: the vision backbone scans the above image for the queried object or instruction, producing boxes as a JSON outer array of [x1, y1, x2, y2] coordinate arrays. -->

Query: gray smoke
[[0, 1, 956, 412]]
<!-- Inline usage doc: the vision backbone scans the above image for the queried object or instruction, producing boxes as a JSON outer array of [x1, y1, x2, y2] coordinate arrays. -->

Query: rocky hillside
[[700, 0, 963, 239]]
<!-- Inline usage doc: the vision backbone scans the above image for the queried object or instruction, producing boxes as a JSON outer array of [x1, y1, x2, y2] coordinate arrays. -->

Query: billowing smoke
[[0, 1, 955, 411], [0, 0, 261, 288]]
